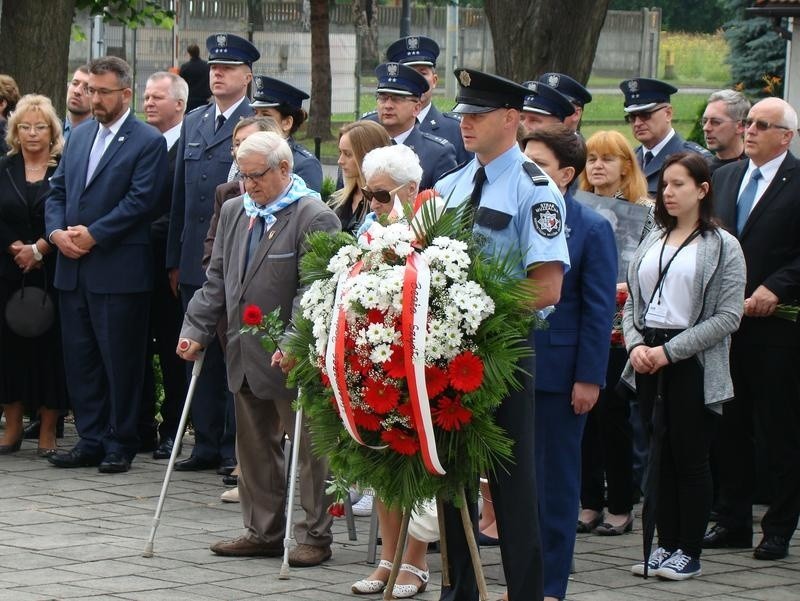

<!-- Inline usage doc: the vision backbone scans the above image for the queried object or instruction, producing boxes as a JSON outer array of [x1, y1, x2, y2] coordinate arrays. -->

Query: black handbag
[[4, 266, 55, 338]]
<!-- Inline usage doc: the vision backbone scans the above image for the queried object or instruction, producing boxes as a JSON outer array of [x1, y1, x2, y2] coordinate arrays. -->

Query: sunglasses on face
[[744, 118, 791, 132], [624, 105, 667, 124], [360, 183, 404, 204]]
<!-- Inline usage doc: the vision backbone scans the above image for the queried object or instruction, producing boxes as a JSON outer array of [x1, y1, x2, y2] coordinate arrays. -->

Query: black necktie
[[245, 218, 264, 271], [470, 167, 487, 210], [216, 114, 226, 133], [643, 150, 654, 168]]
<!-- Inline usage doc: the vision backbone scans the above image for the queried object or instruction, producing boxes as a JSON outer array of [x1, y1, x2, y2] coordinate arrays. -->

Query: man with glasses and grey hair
[[702, 89, 749, 173], [620, 77, 711, 196], [178, 131, 340, 567]]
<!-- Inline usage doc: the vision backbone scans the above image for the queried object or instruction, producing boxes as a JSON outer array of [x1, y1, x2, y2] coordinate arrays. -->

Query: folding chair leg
[[366, 508, 380, 564]]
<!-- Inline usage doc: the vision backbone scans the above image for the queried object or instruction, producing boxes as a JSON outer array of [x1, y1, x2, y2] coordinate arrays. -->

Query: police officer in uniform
[[519, 80, 575, 134], [620, 77, 711, 197], [249, 75, 323, 192], [166, 33, 259, 472], [434, 68, 571, 601], [538, 72, 593, 134], [374, 62, 457, 191]]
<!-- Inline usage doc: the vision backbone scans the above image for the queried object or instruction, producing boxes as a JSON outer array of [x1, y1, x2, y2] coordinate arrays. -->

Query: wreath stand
[[382, 488, 489, 601]]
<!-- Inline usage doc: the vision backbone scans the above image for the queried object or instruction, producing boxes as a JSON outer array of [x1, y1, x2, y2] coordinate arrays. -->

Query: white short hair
[[361, 144, 423, 186], [237, 131, 294, 170]]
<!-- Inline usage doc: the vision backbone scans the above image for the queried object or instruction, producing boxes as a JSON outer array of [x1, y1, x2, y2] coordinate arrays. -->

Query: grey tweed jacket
[[620, 226, 746, 412]]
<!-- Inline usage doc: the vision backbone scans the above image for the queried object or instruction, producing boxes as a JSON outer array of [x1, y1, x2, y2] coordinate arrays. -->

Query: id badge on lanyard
[[643, 228, 700, 323]]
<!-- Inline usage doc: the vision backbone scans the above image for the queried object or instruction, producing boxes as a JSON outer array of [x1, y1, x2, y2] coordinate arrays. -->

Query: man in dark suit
[[179, 43, 212, 112], [140, 71, 189, 459], [704, 96, 800, 561], [373, 62, 456, 191], [620, 77, 711, 196], [45, 56, 168, 473], [178, 131, 340, 566], [166, 33, 259, 473], [384, 35, 470, 164]]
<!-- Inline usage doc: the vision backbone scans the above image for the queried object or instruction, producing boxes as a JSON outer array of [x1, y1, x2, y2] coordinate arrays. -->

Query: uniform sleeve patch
[[532, 202, 562, 238]]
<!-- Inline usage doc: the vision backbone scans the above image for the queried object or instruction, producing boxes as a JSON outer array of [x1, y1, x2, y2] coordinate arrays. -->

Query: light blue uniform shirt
[[435, 144, 570, 280]]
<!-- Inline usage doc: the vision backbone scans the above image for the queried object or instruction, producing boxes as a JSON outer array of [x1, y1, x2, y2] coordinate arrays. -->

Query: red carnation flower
[[353, 407, 382, 431], [448, 351, 484, 392], [363, 377, 401, 414], [383, 345, 406, 379], [433, 395, 473, 431], [242, 304, 263, 326], [327, 502, 345, 517], [381, 428, 419, 455], [425, 364, 449, 397]]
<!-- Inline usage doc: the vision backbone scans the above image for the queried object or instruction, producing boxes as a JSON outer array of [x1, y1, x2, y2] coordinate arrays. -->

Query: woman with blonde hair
[[330, 120, 392, 234], [0, 94, 67, 456], [577, 129, 655, 539]]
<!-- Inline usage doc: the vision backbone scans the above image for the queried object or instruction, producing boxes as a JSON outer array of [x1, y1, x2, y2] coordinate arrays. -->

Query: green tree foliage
[[76, 0, 174, 27], [610, 0, 732, 33], [722, 0, 785, 98]]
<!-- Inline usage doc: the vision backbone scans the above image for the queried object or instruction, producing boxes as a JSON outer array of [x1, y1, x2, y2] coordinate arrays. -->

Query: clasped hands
[[630, 344, 669, 375], [8, 240, 41, 273], [51, 225, 95, 259]]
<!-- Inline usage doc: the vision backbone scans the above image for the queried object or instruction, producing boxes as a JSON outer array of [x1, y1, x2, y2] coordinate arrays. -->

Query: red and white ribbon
[[402, 252, 446, 476]]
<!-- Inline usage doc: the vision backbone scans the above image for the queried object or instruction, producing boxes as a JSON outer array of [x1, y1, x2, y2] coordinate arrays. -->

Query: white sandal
[[392, 562, 429, 598], [351, 559, 392, 594]]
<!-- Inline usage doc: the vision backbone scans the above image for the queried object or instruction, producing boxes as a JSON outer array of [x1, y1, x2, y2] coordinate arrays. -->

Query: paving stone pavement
[[0, 423, 798, 601]]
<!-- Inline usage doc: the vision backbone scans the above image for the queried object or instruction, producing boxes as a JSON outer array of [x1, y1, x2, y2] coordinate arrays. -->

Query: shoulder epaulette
[[523, 161, 550, 186], [293, 143, 315, 159], [684, 140, 713, 158], [420, 131, 450, 146], [187, 103, 211, 115], [360, 110, 379, 120], [438, 159, 471, 180], [442, 111, 462, 122]]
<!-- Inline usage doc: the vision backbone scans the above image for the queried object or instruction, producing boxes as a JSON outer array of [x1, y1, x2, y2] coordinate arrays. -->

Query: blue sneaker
[[631, 546, 672, 577], [657, 549, 702, 580]]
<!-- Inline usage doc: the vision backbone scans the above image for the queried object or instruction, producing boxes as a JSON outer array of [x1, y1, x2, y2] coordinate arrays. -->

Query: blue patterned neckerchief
[[242, 173, 320, 230]]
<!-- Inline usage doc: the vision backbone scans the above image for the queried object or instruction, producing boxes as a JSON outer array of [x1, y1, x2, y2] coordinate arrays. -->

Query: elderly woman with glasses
[[0, 94, 67, 456], [356, 144, 423, 238]]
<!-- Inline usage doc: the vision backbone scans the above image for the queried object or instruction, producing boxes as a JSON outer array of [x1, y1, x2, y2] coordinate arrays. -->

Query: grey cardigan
[[621, 226, 746, 413]]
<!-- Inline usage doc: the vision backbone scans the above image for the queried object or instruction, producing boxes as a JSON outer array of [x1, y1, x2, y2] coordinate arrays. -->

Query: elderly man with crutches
[[176, 131, 340, 567]]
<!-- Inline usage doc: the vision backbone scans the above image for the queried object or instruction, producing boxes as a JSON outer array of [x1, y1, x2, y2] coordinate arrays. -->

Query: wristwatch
[[31, 242, 43, 262]]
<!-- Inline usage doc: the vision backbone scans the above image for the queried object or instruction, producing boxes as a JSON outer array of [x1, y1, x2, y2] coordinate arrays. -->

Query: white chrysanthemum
[[327, 245, 362, 274], [365, 322, 396, 345], [370, 343, 392, 363]]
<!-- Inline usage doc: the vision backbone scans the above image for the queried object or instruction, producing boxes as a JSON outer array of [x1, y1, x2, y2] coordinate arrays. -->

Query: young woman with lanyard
[[620, 152, 745, 580]]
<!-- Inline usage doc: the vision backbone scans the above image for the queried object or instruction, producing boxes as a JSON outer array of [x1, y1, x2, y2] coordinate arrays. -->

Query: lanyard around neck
[[648, 227, 701, 307]]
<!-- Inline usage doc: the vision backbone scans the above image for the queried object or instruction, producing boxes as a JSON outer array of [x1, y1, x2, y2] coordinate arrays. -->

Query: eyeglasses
[[361, 183, 404, 204], [240, 166, 272, 182], [376, 93, 419, 104], [17, 123, 50, 133], [624, 106, 667, 124], [744, 118, 791, 131], [701, 117, 739, 127], [86, 87, 126, 97]]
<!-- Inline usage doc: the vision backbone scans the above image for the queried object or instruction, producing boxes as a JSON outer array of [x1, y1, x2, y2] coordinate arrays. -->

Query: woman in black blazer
[[0, 94, 67, 456]]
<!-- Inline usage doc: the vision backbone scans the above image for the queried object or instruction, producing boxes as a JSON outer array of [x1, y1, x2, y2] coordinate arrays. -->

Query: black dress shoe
[[174, 455, 219, 471], [754, 534, 789, 560], [216, 457, 237, 475], [702, 524, 752, 549], [222, 473, 239, 486], [0, 438, 22, 454], [47, 447, 103, 468], [99, 453, 131, 474], [152, 437, 179, 460]]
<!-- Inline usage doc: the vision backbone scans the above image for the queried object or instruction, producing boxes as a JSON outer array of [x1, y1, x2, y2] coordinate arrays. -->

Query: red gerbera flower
[[425, 364, 449, 397], [383, 345, 406, 379], [381, 428, 419, 455], [347, 351, 371, 376], [366, 308, 385, 324], [396, 402, 416, 429], [353, 407, 382, 431], [242, 304, 263, 326], [448, 351, 484, 392], [363, 377, 401, 413], [433, 395, 473, 431]]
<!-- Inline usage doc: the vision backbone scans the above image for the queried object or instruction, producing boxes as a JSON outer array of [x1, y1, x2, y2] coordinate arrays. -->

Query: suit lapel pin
[[268, 230, 276, 240], [117, 136, 125, 142]]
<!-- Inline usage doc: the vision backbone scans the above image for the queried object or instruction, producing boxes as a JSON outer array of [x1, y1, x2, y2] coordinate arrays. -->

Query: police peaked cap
[[251, 76, 309, 110], [386, 36, 440, 68], [375, 62, 430, 97], [538, 72, 592, 107], [206, 33, 260, 67], [620, 78, 678, 113], [451, 68, 531, 114], [521, 81, 575, 121]]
